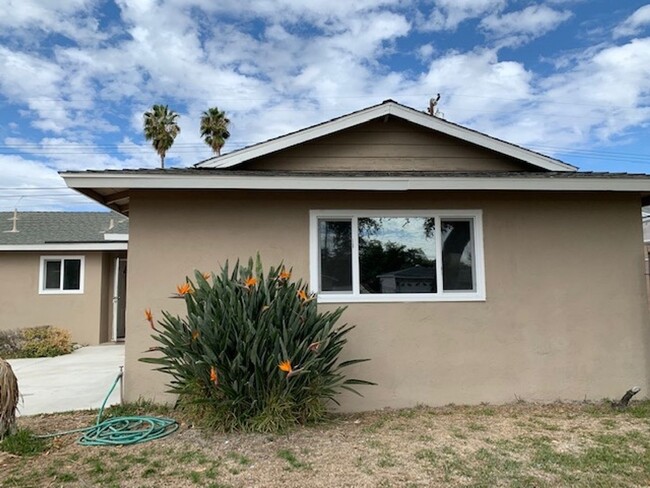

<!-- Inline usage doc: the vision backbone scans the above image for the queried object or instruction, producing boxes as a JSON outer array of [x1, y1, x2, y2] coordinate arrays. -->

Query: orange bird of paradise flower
[[279, 268, 291, 281], [244, 276, 258, 288], [202, 272, 211, 280], [210, 366, 218, 386], [298, 289, 314, 303], [144, 308, 157, 331], [176, 282, 193, 296], [192, 330, 200, 341], [278, 360, 293, 374]]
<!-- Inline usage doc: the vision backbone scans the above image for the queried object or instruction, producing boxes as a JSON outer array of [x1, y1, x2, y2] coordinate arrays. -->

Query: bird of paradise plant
[[141, 255, 374, 432]]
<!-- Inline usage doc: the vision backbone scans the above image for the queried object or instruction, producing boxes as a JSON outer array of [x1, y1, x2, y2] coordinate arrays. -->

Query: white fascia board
[[104, 233, 129, 241], [0, 243, 128, 252], [197, 102, 575, 172], [61, 173, 650, 193]]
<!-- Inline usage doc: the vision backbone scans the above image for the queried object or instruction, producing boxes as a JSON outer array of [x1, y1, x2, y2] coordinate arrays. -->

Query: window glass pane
[[319, 220, 352, 292], [441, 220, 475, 291], [63, 259, 81, 290], [44, 261, 61, 289], [359, 217, 436, 294]]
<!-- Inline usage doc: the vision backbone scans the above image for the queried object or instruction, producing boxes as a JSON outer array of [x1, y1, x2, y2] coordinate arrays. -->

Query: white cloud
[[481, 5, 573, 46], [419, 0, 507, 31], [412, 49, 534, 124], [613, 4, 650, 39], [0, 156, 101, 211], [0, 0, 106, 46]]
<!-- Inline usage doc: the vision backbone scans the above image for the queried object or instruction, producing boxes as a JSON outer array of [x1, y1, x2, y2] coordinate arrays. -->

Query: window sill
[[316, 293, 486, 304], [39, 289, 84, 295]]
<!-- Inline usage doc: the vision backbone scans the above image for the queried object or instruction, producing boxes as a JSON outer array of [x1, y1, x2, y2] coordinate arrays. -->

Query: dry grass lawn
[[2, 401, 650, 487]]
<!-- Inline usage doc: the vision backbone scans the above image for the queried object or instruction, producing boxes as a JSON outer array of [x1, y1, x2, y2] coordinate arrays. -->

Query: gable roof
[[196, 100, 576, 172], [0, 211, 128, 251]]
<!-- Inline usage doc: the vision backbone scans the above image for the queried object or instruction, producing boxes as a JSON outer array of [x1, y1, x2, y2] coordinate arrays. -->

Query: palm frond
[[143, 104, 181, 168], [200, 106, 230, 155], [0, 358, 19, 440]]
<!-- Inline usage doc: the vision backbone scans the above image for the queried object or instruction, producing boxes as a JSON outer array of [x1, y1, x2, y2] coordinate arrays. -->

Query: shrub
[[0, 329, 23, 358], [0, 326, 73, 359], [141, 256, 374, 432], [20, 326, 73, 358]]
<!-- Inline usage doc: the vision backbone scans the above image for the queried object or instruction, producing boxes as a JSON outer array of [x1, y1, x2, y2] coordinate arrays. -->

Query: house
[[0, 211, 128, 345], [62, 100, 650, 411]]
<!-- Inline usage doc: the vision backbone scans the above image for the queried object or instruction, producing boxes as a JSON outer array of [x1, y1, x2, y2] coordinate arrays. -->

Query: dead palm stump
[[0, 358, 19, 439]]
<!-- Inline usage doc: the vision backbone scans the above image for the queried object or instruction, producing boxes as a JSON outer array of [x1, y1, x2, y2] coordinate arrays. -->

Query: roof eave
[[0, 243, 128, 252], [61, 173, 650, 193]]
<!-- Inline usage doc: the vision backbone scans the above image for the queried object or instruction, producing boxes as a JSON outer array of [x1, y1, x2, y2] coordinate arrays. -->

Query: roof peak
[[196, 100, 576, 173]]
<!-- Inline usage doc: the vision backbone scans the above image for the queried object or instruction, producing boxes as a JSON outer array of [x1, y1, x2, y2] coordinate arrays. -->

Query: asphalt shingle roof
[[0, 211, 128, 245], [61, 168, 650, 179]]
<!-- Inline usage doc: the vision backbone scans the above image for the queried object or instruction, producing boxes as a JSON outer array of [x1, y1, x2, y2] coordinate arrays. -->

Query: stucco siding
[[124, 190, 650, 410], [0, 251, 107, 345], [242, 118, 533, 172]]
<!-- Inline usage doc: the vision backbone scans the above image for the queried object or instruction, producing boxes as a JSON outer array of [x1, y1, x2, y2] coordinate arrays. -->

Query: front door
[[112, 258, 127, 341]]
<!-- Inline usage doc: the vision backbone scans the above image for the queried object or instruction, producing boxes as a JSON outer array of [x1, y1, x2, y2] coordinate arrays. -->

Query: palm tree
[[143, 104, 181, 168], [200, 107, 230, 156]]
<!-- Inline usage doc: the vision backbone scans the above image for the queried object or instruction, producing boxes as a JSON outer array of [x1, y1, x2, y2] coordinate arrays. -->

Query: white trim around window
[[38, 256, 85, 295], [309, 210, 486, 303]]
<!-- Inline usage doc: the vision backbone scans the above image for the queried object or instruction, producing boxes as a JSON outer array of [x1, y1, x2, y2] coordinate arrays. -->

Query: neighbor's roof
[[0, 211, 128, 251], [378, 265, 436, 279], [195, 100, 577, 172]]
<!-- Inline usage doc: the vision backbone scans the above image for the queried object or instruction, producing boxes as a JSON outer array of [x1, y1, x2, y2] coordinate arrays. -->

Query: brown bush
[[0, 326, 73, 359]]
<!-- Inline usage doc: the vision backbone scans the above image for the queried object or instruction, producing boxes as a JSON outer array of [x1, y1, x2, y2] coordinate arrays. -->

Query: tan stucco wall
[[242, 118, 533, 172], [124, 190, 650, 410], [0, 251, 115, 345]]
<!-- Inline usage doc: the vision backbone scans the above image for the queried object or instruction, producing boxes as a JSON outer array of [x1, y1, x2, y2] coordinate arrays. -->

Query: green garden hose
[[39, 371, 178, 446]]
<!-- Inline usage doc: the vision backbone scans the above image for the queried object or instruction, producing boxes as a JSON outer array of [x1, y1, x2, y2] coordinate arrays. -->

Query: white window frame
[[309, 210, 486, 303], [38, 256, 85, 295]]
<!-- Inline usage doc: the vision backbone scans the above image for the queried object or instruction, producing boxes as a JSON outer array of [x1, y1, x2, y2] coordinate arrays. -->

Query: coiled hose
[[39, 371, 178, 446]]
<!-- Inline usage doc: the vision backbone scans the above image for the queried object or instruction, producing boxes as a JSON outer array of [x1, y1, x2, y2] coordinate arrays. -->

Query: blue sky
[[1, 0, 649, 211]]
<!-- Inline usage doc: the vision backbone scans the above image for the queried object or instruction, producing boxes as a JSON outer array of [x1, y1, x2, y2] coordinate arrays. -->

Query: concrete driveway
[[7, 344, 125, 416]]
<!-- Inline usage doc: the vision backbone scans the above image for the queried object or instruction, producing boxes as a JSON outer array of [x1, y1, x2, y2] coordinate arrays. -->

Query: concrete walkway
[[7, 344, 125, 416]]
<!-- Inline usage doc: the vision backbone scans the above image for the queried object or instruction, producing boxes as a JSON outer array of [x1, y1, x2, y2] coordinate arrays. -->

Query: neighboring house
[[378, 266, 436, 294], [62, 100, 650, 411], [0, 211, 128, 345]]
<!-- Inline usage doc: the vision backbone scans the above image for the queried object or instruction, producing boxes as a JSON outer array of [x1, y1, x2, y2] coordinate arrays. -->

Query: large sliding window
[[310, 210, 485, 302]]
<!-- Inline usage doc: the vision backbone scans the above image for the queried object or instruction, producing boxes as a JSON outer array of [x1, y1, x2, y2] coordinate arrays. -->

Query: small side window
[[39, 257, 84, 294]]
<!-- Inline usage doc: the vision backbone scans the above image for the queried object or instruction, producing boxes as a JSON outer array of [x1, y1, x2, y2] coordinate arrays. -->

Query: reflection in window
[[63, 259, 82, 290], [313, 212, 481, 300], [318, 220, 352, 292], [45, 261, 62, 290], [359, 217, 436, 294], [441, 220, 474, 291]]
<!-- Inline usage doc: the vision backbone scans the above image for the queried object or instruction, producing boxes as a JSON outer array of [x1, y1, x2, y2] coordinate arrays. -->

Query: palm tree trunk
[[161, 154, 165, 169], [0, 358, 19, 440]]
